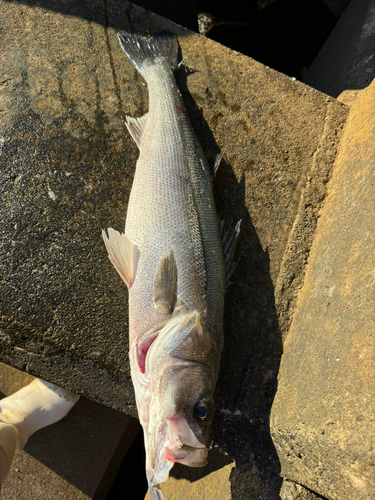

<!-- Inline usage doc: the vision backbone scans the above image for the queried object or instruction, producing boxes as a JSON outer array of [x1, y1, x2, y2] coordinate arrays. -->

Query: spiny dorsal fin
[[154, 250, 177, 314], [102, 228, 135, 288], [169, 313, 212, 362], [126, 113, 149, 149]]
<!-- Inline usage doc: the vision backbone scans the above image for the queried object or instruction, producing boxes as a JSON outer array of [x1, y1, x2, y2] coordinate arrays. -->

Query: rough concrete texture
[[270, 81, 375, 499], [0, 363, 140, 499], [144, 449, 233, 500], [0, 0, 349, 498], [303, 0, 375, 96], [280, 480, 326, 500]]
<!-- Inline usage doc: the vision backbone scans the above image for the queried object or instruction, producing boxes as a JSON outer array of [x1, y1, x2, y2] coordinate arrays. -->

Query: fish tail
[[117, 30, 179, 76]]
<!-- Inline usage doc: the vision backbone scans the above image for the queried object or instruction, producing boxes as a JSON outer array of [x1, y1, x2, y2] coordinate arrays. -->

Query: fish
[[102, 30, 240, 495]]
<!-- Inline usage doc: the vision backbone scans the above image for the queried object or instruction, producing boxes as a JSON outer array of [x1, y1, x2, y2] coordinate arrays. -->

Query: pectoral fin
[[102, 228, 135, 288], [154, 251, 177, 314]]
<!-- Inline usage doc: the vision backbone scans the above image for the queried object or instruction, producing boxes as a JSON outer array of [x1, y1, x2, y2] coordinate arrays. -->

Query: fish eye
[[194, 402, 208, 421]]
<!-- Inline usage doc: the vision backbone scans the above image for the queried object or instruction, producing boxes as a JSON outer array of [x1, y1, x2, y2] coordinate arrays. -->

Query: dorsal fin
[[125, 113, 149, 149], [154, 251, 177, 314], [102, 228, 135, 288]]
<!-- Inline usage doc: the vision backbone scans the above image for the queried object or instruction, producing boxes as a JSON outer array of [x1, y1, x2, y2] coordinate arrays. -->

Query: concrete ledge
[[271, 80, 375, 499]]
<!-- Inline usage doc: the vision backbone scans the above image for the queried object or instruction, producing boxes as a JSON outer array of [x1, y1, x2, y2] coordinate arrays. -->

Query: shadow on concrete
[[22, 397, 140, 499], [214, 162, 283, 499], [106, 427, 148, 500]]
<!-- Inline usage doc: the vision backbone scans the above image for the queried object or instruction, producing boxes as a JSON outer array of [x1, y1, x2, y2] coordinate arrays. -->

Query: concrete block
[[0, 363, 140, 499], [0, 0, 349, 497], [0, 0, 347, 407], [270, 81, 375, 499], [304, 0, 375, 96]]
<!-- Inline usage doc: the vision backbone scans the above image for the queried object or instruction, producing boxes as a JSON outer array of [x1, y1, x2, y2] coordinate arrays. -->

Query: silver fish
[[102, 31, 239, 493]]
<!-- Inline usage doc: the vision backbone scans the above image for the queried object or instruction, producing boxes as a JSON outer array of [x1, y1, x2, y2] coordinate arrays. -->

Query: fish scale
[[125, 64, 224, 336]]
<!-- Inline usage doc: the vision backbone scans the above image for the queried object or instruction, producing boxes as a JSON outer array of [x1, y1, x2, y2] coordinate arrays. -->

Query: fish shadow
[[171, 69, 283, 498]]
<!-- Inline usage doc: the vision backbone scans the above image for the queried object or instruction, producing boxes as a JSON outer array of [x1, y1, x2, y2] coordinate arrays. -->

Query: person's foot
[[0, 378, 79, 452], [0, 423, 20, 487]]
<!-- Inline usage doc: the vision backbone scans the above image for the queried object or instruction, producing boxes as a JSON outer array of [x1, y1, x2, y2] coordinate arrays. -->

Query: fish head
[[143, 311, 220, 486], [146, 363, 216, 486]]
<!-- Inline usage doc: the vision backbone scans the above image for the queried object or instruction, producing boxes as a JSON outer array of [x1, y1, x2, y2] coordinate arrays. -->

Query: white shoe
[[0, 378, 79, 453]]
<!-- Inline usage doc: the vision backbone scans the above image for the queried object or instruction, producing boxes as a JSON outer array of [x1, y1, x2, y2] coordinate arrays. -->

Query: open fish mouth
[[147, 414, 209, 485], [165, 444, 208, 466], [164, 416, 208, 466]]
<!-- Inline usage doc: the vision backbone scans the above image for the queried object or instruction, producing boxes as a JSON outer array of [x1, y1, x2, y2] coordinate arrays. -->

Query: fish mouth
[[164, 417, 208, 467], [146, 416, 209, 486], [165, 445, 208, 467]]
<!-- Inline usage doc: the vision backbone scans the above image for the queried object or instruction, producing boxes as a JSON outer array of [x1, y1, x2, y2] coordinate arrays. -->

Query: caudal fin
[[117, 30, 179, 76]]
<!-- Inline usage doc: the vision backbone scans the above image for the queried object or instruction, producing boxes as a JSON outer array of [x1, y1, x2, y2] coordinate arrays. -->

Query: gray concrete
[[271, 82, 375, 499], [304, 0, 375, 96]]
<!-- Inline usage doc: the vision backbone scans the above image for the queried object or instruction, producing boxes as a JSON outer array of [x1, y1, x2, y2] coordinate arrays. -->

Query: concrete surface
[[304, 0, 375, 96], [270, 81, 375, 499], [280, 480, 326, 500], [144, 449, 233, 500], [0, 363, 140, 499], [0, 0, 350, 498]]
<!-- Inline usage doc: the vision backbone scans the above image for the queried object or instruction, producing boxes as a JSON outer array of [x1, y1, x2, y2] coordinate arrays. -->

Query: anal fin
[[154, 251, 177, 314], [102, 228, 135, 288]]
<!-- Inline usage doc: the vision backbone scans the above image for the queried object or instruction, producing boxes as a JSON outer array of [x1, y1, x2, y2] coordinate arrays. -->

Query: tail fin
[[117, 30, 179, 75]]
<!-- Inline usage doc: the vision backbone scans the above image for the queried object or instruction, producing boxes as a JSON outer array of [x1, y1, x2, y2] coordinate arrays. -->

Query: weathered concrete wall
[[270, 81, 375, 499], [303, 0, 375, 96], [0, 0, 349, 498]]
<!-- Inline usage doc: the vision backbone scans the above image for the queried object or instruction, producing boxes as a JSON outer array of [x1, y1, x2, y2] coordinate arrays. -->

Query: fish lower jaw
[[165, 445, 208, 467], [146, 460, 173, 488]]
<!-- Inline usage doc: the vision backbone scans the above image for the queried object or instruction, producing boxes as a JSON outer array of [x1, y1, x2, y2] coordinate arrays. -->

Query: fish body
[[103, 31, 228, 489]]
